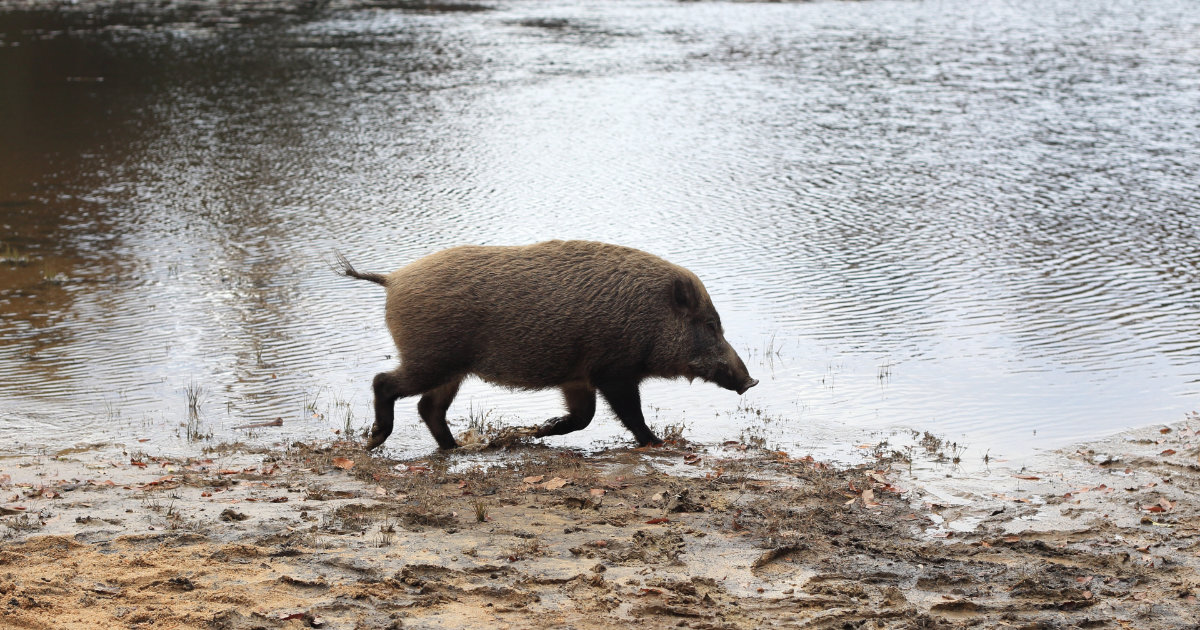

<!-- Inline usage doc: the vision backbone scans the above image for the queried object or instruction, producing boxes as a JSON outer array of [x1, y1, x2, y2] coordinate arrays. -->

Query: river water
[[1, 0, 1198, 461]]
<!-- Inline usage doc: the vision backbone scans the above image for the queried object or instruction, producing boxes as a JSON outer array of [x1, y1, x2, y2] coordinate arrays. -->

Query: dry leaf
[[1002, 535, 1021, 543], [523, 475, 544, 484], [331, 457, 355, 470], [589, 488, 606, 497], [1160, 449, 1176, 456], [543, 477, 568, 490], [645, 517, 669, 525], [1012, 474, 1040, 480]]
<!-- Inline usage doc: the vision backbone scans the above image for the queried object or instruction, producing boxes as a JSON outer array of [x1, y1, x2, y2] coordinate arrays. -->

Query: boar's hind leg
[[598, 382, 663, 447], [417, 379, 463, 451], [534, 383, 596, 438], [368, 368, 458, 450]]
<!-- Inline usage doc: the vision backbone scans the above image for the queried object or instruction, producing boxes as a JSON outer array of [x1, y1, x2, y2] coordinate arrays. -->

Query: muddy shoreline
[[2, 417, 1198, 629]]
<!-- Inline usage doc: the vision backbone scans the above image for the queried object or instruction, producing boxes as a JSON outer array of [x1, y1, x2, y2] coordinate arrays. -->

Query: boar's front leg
[[598, 381, 662, 447], [534, 383, 597, 438]]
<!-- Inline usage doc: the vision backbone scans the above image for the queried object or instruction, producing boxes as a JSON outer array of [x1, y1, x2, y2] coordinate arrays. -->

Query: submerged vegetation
[[0, 242, 29, 266], [184, 381, 206, 414]]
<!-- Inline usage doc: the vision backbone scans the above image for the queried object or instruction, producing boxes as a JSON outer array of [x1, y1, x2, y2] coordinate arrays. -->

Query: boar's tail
[[334, 252, 388, 287]]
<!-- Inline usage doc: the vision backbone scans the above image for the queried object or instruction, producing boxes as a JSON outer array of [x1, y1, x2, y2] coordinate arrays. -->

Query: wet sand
[[2, 418, 1198, 629]]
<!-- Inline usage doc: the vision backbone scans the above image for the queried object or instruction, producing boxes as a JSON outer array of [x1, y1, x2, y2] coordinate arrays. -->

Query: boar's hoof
[[366, 428, 391, 450]]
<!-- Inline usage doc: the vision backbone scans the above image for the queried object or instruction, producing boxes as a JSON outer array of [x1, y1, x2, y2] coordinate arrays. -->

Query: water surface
[[1, 0, 1198, 460]]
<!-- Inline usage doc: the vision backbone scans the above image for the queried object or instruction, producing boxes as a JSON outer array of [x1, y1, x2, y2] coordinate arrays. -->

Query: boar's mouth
[[736, 379, 759, 395], [688, 350, 758, 395], [701, 364, 758, 395]]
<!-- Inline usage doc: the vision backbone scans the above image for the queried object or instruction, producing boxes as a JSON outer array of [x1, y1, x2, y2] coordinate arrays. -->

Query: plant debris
[[1, 417, 1198, 628]]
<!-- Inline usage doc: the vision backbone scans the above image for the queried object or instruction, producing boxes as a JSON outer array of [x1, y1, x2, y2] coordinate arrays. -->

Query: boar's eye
[[705, 321, 718, 336]]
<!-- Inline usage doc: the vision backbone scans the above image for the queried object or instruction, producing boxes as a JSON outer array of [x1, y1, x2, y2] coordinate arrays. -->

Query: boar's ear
[[672, 277, 700, 315]]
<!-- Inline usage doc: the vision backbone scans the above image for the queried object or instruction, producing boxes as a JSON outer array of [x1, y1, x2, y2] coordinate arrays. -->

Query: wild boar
[[337, 240, 758, 450]]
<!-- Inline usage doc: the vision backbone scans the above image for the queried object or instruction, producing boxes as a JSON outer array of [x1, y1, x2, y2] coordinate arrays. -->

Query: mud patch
[[1, 417, 1199, 628]]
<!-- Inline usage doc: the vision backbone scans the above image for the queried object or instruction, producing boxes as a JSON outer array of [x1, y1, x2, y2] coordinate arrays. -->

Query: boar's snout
[[699, 341, 758, 396], [736, 378, 759, 395]]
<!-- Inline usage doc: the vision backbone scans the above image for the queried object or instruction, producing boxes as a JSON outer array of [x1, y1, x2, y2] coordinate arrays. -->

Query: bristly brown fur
[[339, 240, 757, 451]]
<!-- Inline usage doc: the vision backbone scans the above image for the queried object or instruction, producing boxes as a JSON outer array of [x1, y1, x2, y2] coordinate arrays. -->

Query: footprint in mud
[[608, 529, 687, 566]]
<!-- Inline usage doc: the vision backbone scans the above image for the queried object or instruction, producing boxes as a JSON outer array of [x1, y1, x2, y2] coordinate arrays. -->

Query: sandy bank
[[2, 415, 1198, 628]]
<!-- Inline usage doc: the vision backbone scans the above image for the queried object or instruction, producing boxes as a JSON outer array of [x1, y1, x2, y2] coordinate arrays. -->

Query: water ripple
[[2, 0, 1199, 456]]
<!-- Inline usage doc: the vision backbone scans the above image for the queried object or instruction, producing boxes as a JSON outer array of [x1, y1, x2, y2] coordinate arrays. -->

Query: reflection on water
[[1, 0, 1198, 459]]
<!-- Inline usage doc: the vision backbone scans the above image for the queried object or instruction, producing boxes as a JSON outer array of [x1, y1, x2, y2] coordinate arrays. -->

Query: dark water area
[[1, 0, 1198, 461]]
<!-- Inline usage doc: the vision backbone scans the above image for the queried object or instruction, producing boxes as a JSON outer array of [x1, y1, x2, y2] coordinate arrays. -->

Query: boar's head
[[671, 276, 758, 395]]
